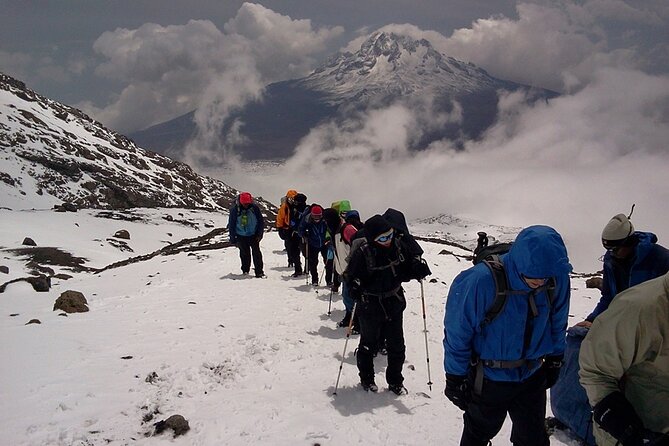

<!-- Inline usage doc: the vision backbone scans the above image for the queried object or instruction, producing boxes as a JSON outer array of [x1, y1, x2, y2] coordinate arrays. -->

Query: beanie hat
[[294, 193, 307, 204], [310, 205, 323, 217], [239, 192, 253, 205], [601, 213, 634, 245], [364, 214, 392, 239], [345, 210, 360, 220]]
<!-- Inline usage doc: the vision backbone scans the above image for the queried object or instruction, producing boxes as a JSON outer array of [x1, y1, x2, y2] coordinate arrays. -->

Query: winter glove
[[349, 278, 363, 301], [411, 258, 432, 280], [593, 392, 647, 446], [542, 355, 563, 389], [444, 373, 470, 411]]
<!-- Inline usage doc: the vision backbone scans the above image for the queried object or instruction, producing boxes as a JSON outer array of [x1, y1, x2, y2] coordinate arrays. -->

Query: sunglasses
[[374, 230, 394, 243]]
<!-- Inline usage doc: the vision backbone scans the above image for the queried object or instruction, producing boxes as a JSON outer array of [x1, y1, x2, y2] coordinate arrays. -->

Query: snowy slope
[[0, 208, 597, 446], [0, 73, 275, 216]]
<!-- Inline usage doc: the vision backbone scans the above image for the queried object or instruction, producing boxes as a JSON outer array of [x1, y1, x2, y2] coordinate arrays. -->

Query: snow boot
[[338, 311, 352, 328], [388, 383, 407, 395], [361, 379, 378, 393]]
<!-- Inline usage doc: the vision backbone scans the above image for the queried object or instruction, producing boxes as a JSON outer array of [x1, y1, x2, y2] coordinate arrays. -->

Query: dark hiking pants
[[461, 368, 549, 446], [307, 244, 329, 283], [287, 232, 302, 274], [237, 235, 263, 276], [355, 291, 406, 386]]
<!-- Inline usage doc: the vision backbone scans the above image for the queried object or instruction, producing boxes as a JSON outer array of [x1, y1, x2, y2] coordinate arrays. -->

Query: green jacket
[[579, 272, 669, 445]]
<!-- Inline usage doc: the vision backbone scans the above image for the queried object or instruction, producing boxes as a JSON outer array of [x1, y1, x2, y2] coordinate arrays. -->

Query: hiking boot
[[337, 311, 352, 328], [311, 279, 319, 286], [241, 271, 249, 276], [255, 272, 266, 278], [331, 285, 339, 293], [361, 379, 378, 392], [388, 383, 407, 395]]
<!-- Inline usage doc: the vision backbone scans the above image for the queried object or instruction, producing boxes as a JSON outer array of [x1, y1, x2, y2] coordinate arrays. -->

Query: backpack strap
[[480, 255, 513, 327], [360, 239, 402, 275]]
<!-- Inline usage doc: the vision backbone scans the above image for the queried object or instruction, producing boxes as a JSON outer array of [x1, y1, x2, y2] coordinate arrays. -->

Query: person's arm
[[228, 208, 237, 243], [549, 274, 570, 356], [443, 271, 480, 376], [586, 262, 614, 322], [254, 205, 264, 238]]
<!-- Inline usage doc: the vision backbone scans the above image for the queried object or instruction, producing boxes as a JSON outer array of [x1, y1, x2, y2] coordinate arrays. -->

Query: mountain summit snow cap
[[239, 192, 253, 205], [602, 213, 634, 244]]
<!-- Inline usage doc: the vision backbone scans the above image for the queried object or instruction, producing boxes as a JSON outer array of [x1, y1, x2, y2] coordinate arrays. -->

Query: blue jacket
[[586, 231, 669, 321], [298, 211, 328, 249], [444, 225, 572, 382], [228, 203, 264, 243]]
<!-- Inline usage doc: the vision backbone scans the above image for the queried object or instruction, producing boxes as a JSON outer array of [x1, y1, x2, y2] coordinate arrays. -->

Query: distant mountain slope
[[0, 72, 276, 216], [131, 31, 557, 161]]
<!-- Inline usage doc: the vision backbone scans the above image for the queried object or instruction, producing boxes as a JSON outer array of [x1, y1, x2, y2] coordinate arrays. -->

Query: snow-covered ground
[[0, 208, 598, 445]]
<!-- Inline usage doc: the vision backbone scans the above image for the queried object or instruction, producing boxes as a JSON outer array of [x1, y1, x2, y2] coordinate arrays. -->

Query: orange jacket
[[276, 189, 298, 229]]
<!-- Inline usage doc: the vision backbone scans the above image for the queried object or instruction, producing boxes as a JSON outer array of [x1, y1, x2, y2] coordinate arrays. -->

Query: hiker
[[345, 210, 364, 229], [344, 213, 430, 394], [276, 189, 303, 276], [228, 192, 265, 277], [578, 211, 669, 327], [328, 200, 353, 292], [298, 204, 329, 286], [323, 207, 359, 330], [444, 225, 572, 446], [579, 272, 669, 446], [550, 211, 669, 444], [292, 193, 309, 271]]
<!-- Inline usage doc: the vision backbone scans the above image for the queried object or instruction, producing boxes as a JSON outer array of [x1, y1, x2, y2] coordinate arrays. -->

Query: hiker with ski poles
[[444, 225, 572, 446], [341, 211, 431, 395]]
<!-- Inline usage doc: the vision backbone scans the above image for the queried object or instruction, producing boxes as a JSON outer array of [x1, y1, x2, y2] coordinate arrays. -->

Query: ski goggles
[[374, 229, 394, 243]]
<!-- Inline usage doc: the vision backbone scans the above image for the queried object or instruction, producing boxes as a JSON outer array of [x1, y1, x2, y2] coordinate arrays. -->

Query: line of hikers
[[229, 192, 669, 445]]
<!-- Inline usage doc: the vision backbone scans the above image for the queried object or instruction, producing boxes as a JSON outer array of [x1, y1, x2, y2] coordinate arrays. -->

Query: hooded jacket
[[579, 272, 669, 445], [587, 231, 669, 321], [275, 189, 298, 230], [228, 199, 264, 243], [444, 225, 572, 382]]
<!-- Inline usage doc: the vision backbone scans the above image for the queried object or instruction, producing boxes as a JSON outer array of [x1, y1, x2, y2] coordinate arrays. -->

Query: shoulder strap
[[481, 255, 510, 327]]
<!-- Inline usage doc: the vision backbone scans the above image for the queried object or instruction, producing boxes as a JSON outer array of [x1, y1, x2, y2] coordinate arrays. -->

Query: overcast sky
[[2, 0, 669, 272]]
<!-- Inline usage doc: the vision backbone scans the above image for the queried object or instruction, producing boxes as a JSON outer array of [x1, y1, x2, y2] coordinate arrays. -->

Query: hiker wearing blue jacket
[[298, 204, 329, 286], [228, 192, 265, 278], [444, 225, 572, 446]]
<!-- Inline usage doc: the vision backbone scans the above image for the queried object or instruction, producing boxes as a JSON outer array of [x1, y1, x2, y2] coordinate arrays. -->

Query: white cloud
[[88, 3, 343, 134], [222, 67, 669, 273]]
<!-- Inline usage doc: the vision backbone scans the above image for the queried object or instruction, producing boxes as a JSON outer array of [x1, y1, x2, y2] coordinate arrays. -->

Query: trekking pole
[[305, 242, 310, 285], [327, 288, 333, 315], [333, 302, 357, 396], [419, 280, 433, 391]]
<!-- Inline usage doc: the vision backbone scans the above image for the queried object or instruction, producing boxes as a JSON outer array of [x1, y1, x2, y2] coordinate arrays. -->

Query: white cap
[[601, 213, 634, 242]]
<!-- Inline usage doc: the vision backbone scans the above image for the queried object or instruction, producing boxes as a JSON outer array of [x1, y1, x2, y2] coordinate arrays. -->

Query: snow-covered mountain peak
[[306, 31, 500, 100]]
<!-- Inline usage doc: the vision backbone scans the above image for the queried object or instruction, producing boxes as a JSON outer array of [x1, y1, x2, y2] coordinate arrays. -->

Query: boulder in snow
[[22, 237, 36, 246], [114, 229, 130, 240], [53, 290, 89, 313]]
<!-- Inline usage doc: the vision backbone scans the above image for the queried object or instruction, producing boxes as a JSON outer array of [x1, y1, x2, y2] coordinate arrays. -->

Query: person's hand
[[543, 355, 564, 389], [575, 320, 592, 328], [411, 258, 432, 280], [444, 374, 470, 411]]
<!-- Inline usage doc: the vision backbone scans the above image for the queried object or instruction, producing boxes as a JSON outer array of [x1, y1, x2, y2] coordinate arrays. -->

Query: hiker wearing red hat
[[227, 192, 265, 278], [297, 204, 329, 286]]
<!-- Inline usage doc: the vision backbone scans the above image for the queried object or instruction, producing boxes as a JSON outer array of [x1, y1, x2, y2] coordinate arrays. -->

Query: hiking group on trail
[[229, 192, 669, 446]]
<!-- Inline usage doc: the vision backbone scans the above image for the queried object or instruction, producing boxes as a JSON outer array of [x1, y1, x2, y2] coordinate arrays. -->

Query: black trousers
[[286, 232, 302, 274], [236, 235, 263, 275], [306, 244, 330, 283], [461, 368, 549, 446], [356, 291, 406, 386]]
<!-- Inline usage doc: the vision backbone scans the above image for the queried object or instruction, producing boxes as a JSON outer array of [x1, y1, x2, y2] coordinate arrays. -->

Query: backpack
[[473, 231, 555, 327]]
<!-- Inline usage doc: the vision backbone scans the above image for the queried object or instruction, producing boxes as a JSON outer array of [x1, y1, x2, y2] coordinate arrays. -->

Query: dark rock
[[586, 277, 604, 290], [22, 237, 36, 246], [53, 273, 73, 280], [154, 414, 190, 438], [0, 266, 8, 274], [26, 319, 41, 325], [53, 290, 89, 313], [114, 229, 130, 240], [27, 275, 51, 292], [10, 313, 19, 317], [121, 356, 133, 360]]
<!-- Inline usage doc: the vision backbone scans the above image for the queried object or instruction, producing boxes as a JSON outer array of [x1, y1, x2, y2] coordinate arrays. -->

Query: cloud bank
[[81, 2, 343, 134]]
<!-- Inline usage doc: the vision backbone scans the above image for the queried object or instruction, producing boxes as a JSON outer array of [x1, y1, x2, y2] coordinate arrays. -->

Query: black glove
[[410, 258, 432, 280], [593, 392, 647, 446], [349, 278, 362, 301], [444, 373, 470, 411], [542, 355, 563, 389]]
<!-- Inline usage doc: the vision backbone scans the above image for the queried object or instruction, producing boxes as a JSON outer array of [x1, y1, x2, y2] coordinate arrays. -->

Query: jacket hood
[[382, 208, 410, 234], [504, 225, 572, 290]]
